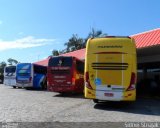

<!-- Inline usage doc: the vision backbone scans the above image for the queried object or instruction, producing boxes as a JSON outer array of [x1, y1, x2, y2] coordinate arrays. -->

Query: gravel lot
[[0, 84, 160, 123]]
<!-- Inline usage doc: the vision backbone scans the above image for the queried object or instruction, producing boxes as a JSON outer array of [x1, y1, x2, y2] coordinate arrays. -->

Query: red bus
[[47, 56, 84, 93]]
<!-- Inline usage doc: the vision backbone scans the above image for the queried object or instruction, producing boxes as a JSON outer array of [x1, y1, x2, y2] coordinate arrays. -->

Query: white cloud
[[0, 36, 55, 51]]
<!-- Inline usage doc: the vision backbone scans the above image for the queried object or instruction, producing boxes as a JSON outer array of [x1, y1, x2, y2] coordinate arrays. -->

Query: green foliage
[[0, 61, 7, 68], [52, 28, 107, 55], [52, 50, 59, 56], [0, 58, 19, 76], [7, 58, 18, 65], [64, 34, 84, 53], [84, 28, 107, 46], [0, 61, 7, 75], [87, 28, 103, 38]]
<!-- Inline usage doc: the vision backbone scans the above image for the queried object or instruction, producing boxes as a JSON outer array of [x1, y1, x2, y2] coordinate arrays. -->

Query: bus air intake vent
[[51, 70, 70, 74], [92, 62, 128, 70]]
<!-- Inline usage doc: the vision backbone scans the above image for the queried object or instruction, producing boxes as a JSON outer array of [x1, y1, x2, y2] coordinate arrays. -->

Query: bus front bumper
[[85, 87, 136, 101], [16, 82, 33, 87], [4, 79, 16, 86], [48, 85, 75, 93]]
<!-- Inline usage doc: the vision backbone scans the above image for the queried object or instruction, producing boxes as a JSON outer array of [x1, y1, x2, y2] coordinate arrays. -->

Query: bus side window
[[34, 65, 47, 74], [76, 60, 84, 74]]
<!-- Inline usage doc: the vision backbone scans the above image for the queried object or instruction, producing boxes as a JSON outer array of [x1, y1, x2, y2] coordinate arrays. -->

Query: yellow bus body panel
[[85, 37, 137, 101]]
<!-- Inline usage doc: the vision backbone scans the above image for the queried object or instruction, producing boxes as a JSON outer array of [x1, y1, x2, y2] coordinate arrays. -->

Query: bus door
[[33, 65, 47, 88], [75, 59, 84, 92]]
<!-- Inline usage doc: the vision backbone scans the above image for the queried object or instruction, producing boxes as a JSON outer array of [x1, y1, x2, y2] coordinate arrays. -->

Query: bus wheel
[[41, 83, 47, 90], [13, 86, 16, 89], [93, 99, 99, 103]]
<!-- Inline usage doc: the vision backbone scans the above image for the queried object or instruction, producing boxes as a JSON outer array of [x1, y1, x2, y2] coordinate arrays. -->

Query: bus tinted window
[[49, 57, 72, 67], [5, 66, 16, 73], [34, 65, 47, 74], [76, 60, 84, 73]]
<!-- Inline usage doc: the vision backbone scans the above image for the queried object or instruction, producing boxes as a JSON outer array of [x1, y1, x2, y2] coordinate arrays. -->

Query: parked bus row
[[3, 64, 47, 89], [3, 36, 137, 103], [4, 57, 84, 93]]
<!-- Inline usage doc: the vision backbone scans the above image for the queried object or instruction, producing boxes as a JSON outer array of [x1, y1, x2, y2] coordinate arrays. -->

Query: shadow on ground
[[9, 86, 47, 92], [94, 98, 160, 116], [53, 93, 84, 99]]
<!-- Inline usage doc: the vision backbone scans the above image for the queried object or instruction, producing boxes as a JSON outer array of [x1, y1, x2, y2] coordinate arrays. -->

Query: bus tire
[[42, 79, 47, 90], [13, 86, 16, 89], [41, 82, 46, 90], [93, 99, 99, 103], [43, 84, 47, 90]]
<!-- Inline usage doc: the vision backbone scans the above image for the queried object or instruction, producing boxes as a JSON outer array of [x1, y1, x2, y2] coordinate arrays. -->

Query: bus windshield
[[5, 66, 16, 73], [17, 64, 31, 76], [49, 57, 72, 67]]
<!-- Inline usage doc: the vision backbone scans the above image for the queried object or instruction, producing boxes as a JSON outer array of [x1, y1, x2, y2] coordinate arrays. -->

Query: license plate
[[104, 93, 114, 97]]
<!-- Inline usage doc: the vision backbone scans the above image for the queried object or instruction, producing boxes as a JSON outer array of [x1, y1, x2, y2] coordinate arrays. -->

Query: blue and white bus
[[16, 63, 47, 89], [3, 65, 17, 88]]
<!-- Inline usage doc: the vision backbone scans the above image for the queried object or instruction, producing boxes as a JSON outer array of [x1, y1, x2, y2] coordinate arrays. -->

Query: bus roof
[[90, 36, 131, 40]]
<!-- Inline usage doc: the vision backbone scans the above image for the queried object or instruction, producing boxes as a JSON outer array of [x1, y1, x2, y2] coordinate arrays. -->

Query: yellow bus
[[84, 36, 137, 103]]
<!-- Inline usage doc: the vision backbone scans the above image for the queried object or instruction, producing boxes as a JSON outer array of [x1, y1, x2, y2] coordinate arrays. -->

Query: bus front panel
[[3, 66, 16, 86], [48, 57, 75, 93], [16, 63, 32, 87]]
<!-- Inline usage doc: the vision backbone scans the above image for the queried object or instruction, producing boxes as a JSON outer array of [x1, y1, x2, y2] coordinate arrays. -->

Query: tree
[[87, 28, 103, 39], [7, 58, 18, 65], [84, 28, 107, 47], [50, 28, 107, 55], [0, 61, 7, 68], [0, 61, 7, 77], [58, 49, 67, 54], [52, 50, 59, 56], [0, 61, 7, 74], [64, 34, 84, 53]]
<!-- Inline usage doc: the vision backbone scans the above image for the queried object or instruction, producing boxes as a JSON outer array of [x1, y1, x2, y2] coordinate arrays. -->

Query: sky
[[0, 0, 159, 64]]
